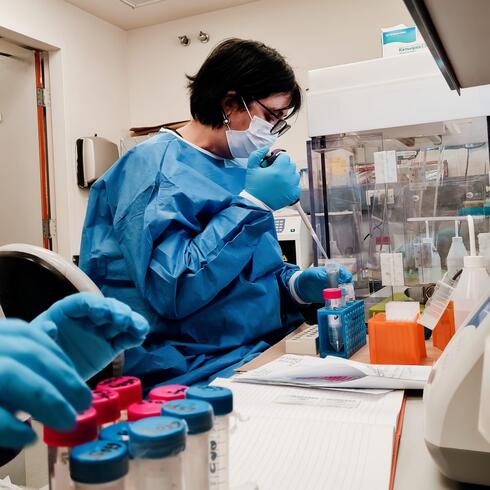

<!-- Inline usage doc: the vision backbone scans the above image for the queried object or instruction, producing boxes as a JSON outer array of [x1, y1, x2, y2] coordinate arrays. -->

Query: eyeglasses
[[252, 99, 291, 137]]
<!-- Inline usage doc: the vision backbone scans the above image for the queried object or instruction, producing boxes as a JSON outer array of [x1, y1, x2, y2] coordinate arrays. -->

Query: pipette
[[261, 149, 329, 260]]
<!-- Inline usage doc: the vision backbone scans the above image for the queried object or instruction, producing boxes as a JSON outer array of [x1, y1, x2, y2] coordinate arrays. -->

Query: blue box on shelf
[[317, 300, 366, 358]]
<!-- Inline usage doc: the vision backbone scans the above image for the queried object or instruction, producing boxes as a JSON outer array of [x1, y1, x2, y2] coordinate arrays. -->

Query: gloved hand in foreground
[[245, 147, 300, 211], [0, 320, 92, 448], [32, 293, 150, 381], [292, 265, 353, 303]]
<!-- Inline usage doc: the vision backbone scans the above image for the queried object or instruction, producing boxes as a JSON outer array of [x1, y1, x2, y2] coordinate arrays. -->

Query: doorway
[[0, 39, 54, 249]]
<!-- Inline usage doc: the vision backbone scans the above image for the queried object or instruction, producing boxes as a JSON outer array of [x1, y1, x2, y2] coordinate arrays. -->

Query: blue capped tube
[[70, 440, 128, 489], [186, 386, 233, 490], [162, 399, 214, 489], [128, 416, 186, 490]]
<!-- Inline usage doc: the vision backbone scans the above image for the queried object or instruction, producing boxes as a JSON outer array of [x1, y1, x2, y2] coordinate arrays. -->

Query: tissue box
[[381, 25, 426, 57]]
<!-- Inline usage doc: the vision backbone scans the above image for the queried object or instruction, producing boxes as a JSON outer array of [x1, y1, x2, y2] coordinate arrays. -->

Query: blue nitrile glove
[[32, 293, 150, 381], [293, 265, 353, 303], [245, 147, 301, 211], [0, 319, 92, 448]]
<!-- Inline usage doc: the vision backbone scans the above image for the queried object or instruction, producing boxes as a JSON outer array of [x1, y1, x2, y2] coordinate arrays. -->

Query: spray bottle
[[452, 216, 490, 329]]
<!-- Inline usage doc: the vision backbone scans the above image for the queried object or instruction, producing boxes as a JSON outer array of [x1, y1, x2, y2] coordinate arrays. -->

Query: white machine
[[274, 209, 313, 270], [424, 293, 490, 485]]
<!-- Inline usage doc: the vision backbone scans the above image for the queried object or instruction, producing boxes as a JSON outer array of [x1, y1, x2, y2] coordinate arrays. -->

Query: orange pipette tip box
[[368, 313, 426, 365]]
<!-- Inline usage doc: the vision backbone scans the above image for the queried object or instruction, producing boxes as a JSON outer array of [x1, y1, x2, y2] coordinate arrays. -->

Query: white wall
[[0, 0, 129, 258], [127, 0, 413, 168], [0, 45, 43, 246]]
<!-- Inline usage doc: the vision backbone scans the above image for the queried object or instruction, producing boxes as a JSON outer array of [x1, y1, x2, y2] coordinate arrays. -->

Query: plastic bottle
[[342, 283, 356, 302], [128, 416, 186, 490], [70, 440, 128, 490], [446, 236, 468, 277], [148, 385, 188, 402], [91, 389, 120, 428], [452, 255, 490, 329], [162, 399, 214, 490], [186, 386, 233, 490], [43, 408, 98, 490], [418, 237, 442, 284], [127, 400, 164, 422], [478, 232, 490, 275], [318, 288, 343, 352], [96, 377, 142, 421]]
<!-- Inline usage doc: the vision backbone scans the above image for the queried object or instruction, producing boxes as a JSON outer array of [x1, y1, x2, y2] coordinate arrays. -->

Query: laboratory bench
[[239, 325, 486, 490]]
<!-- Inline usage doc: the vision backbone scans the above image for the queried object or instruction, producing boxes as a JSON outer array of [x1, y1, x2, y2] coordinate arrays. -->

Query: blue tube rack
[[317, 300, 366, 358]]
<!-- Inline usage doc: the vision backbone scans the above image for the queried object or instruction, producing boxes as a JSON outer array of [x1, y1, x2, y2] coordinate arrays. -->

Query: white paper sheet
[[235, 354, 431, 390], [213, 378, 405, 490]]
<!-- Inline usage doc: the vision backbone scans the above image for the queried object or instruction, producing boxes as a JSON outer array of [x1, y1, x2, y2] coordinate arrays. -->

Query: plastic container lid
[[91, 389, 120, 425], [99, 422, 130, 446], [96, 377, 142, 410], [323, 288, 342, 300], [43, 408, 98, 448], [127, 400, 164, 422], [128, 416, 186, 459], [148, 384, 188, 402], [70, 440, 128, 484], [186, 386, 233, 416], [161, 400, 213, 434]]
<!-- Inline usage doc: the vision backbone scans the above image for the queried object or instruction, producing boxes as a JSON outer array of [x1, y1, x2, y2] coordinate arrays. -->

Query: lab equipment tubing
[[96, 377, 142, 421], [186, 386, 233, 490], [162, 399, 214, 490], [70, 440, 128, 489], [128, 416, 186, 490], [43, 408, 98, 490]]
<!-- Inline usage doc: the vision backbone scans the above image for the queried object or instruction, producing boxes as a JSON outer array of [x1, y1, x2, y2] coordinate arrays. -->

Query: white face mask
[[225, 99, 278, 159]]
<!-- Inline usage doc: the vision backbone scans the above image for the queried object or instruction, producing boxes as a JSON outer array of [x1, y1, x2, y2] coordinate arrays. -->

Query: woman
[[80, 39, 351, 387]]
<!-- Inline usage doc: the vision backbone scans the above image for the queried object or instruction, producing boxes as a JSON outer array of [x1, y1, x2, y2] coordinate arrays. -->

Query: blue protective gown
[[80, 130, 305, 387]]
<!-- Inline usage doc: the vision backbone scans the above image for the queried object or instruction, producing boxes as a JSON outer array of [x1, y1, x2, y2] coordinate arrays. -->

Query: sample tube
[[149, 384, 188, 402], [91, 389, 120, 428], [127, 400, 164, 422], [96, 377, 142, 421], [128, 416, 186, 490], [43, 408, 98, 490], [186, 386, 233, 490], [324, 260, 339, 288], [100, 422, 134, 490], [162, 399, 214, 490], [70, 440, 128, 490], [323, 288, 343, 352]]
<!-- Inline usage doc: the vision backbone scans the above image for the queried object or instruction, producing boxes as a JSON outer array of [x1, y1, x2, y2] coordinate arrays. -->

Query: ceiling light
[[119, 0, 167, 8]]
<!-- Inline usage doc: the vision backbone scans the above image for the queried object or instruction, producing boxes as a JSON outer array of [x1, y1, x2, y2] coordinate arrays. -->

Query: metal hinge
[[36, 87, 50, 107], [42, 219, 56, 239]]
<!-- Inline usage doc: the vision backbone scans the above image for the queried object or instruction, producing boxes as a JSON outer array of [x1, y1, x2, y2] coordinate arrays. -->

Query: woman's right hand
[[0, 320, 92, 448], [244, 147, 300, 211]]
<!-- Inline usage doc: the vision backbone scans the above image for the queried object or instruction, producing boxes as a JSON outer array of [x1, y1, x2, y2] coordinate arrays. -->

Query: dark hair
[[186, 38, 302, 128]]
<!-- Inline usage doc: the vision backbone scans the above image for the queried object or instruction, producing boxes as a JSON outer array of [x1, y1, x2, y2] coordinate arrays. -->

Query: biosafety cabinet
[[305, 52, 490, 298]]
